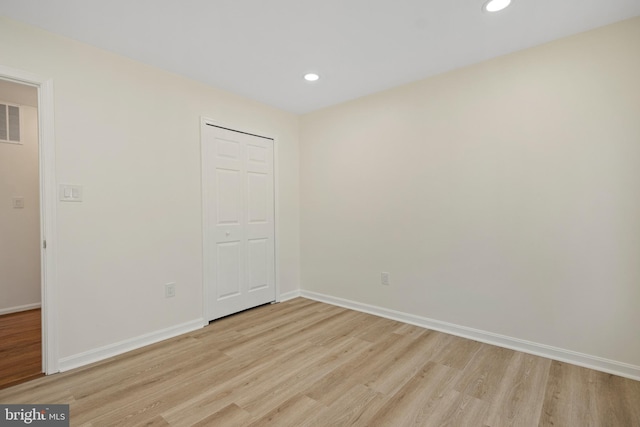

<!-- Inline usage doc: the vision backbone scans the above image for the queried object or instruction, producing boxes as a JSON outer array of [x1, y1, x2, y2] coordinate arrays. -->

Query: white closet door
[[202, 123, 275, 321]]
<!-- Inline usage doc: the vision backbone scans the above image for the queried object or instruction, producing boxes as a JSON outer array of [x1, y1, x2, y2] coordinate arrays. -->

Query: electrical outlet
[[381, 272, 390, 286], [165, 282, 176, 298]]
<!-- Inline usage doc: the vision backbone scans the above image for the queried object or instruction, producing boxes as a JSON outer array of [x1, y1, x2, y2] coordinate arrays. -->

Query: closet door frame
[[200, 117, 280, 322]]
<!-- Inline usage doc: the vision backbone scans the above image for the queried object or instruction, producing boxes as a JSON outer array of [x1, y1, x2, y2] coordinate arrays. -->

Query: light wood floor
[[0, 308, 43, 389], [0, 298, 638, 426]]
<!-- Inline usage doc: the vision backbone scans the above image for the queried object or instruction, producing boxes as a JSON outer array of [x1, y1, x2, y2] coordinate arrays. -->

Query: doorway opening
[[0, 79, 42, 388], [0, 65, 58, 385]]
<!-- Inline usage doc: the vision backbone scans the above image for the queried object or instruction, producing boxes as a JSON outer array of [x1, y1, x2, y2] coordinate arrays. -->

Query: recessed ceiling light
[[483, 0, 512, 12], [304, 73, 320, 82]]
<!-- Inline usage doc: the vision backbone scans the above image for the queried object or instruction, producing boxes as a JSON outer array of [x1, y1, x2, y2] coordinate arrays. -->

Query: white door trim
[[200, 117, 280, 322], [273, 137, 281, 303], [0, 65, 59, 374]]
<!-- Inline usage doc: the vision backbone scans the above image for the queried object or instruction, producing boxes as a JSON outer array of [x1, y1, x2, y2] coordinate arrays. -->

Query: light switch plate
[[59, 184, 83, 202], [12, 197, 24, 209]]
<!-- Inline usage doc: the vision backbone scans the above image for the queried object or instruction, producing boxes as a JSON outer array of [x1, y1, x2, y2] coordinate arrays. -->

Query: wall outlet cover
[[165, 283, 176, 298], [381, 272, 390, 286]]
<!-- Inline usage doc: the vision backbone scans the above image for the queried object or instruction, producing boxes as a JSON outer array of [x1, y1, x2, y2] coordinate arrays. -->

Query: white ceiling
[[1, 0, 639, 114]]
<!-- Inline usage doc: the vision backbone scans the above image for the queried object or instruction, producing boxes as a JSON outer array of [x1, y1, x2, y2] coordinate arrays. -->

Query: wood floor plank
[[362, 329, 445, 395], [245, 394, 323, 427], [0, 309, 42, 389], [160, 340, 318, 426], [592, 369, 640, 427], [190, 403, 251, 427], [453, 344, 515, 401], [0, 298, 638, 427], [483, 352, 551, 426], [271, 308, 359, 351], [539, 361, 598, 426], [367, 360, 461, 426], [226, 305, 349, 357], [303, 332, 405, 406], [307, 310, 375, 346], [223, 300, 323, 340], [237, 336, 370, 416], [393, 322, 431, 338], [355, 317, 404, 343], [421, 389, 489, 427], [70, 348, 232, 425], [301, 384, 386, 427], [71, 335, 206, 401], [133, 415, 172, 427], [429, 334, 483, 371], [539, 361, 640, 427], [112, 340, 316, 426]]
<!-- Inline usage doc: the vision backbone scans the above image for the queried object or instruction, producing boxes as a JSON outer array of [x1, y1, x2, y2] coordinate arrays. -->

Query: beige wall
[[0, 101, 41, 313], [300, 18, 640, 367], [1, 13, 638, 372], [0, 16, 300, 360]]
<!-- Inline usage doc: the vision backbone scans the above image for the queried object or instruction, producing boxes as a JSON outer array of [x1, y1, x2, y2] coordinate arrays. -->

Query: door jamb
[[0, 65, 59, 374]]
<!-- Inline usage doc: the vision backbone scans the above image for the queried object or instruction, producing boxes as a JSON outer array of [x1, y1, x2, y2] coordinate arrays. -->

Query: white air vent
[[0, 103, 20, 143]]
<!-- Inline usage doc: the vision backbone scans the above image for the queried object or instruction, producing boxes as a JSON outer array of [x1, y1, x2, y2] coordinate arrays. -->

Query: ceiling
[[1, 0, 639, 114]]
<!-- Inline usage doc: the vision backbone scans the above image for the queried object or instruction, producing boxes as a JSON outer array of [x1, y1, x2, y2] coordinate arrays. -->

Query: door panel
[[247, 172, 268, 223], [203, 123, 275, 321], [247, 144, 268, 163], [248, 238, 269, 292], [216, 169, 241, 224], [216, 241, 242, 299], [217, 138, 240, 159]]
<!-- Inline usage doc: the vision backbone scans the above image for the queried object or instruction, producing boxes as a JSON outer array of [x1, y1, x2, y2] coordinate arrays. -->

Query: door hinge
[[43, 240, 47, 249]]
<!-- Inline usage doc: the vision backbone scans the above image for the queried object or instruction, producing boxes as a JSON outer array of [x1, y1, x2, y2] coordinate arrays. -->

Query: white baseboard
[[279, 290, 302, 302], [0, 303, 41, 316], [58, 318, 205, 372], [301, 290, 640, 381]]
